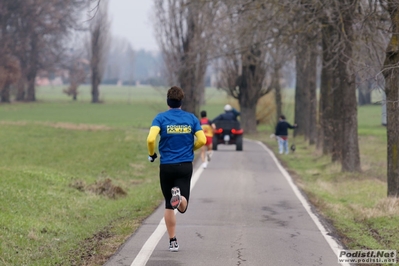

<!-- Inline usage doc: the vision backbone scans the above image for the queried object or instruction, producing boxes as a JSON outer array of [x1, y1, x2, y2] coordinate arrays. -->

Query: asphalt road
[[104, 140, 345, 266]]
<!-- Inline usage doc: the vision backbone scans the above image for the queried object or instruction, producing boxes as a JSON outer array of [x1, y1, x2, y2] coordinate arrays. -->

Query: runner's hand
[[148, 153, 158, 162]]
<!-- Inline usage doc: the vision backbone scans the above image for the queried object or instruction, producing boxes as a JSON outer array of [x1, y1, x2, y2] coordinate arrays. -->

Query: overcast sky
[[108, 1, 158, 52]]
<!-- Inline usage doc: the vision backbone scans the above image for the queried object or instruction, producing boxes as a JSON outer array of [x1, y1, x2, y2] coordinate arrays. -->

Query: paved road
[[104, 140, 344, 266]]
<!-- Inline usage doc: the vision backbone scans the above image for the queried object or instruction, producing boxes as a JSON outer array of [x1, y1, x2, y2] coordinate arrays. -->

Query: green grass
[[0, 85, 397, 265], [0, 123, 163, 265], [35, 84, 229, 104]]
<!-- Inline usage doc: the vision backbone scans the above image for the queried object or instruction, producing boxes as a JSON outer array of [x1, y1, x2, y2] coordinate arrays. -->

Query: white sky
[[108, 0, 158, 51]]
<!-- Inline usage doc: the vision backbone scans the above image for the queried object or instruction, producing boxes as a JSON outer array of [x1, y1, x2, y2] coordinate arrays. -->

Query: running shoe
[[202, 162, 208, 169], [207, 151, 212, 162], [169, 237, 179, 252], [170, 187, 181, 209]]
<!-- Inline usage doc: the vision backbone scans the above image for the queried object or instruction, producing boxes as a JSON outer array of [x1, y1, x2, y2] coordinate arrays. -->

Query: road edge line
[[130, 165, 204, 266], [249, 139, 350, 266]]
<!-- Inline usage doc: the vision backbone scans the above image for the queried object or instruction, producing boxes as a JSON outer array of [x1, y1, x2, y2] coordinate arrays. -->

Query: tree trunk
[[240, 103, 257, 134], [26, 70, 36, 102], [318, 22, 334, 154], [294, 45, 310, 137], [180, 64, 200, 116], [386, 76, 399, 196], [26, 35, 38, 102], [273, 67, 283, 122], [340, 65, 361, 172], [16, 78, 26, 101], [339, 2, 360, 172], [308, 41, 318, 145], [1, 84, 10, 103], [91, 72, 100, 103], [237, 64, 259, 134], [331, 71, 343, 163], [383, 0, 399, 196]]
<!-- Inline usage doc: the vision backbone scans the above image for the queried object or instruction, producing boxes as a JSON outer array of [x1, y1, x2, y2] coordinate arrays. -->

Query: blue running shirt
[[151, 109, 202, 164]]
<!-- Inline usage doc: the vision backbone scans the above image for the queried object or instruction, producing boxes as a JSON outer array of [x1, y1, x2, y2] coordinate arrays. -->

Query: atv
[[212, 120, 243, 151]]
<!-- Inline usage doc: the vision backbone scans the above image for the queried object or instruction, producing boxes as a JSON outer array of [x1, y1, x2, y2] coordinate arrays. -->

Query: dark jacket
[[212, 109, 240, 122], [275, 120, 295, 136]]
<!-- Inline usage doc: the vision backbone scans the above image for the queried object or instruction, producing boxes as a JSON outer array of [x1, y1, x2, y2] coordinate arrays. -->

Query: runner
[[146, 86, 206, 252], [199, 110, 214, 169]]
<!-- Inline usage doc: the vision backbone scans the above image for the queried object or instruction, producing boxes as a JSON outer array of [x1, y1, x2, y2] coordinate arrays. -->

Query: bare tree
[[60, 32, 90, 101], [154, 0, 217, 116], [63, 54, 89, 101], [89, 0, 110, 103], [215, 1, 283, 133], [1, 0, 88, 102]]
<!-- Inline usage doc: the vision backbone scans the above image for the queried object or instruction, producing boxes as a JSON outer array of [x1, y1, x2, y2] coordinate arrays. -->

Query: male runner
[[147, 86, 206, 251]]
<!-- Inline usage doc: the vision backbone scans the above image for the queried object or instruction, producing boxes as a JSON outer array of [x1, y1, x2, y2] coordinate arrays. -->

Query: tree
[[0, 0, 88, 102], [290, 0, 320, 146], [294, 32, 318, 145], [89, 0, 110, 103], [381, 0, 399, 196], [154, 0, 217, 116], [215, 1, 289, 133], [63, 56, 89, 101]]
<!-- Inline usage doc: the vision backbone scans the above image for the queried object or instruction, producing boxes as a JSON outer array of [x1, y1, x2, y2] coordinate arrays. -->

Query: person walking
[[199, 110, 214, 169], [274, 115, 297, 154], [146, 86, 206, 252]]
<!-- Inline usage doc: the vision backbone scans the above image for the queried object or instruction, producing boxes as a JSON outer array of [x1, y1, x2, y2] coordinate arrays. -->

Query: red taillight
[[231, 129, 243, 135], [214, 128, 223, 134]]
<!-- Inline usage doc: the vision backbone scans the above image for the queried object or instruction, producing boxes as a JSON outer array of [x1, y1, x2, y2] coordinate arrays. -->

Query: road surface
[[104, 140, 345, 266]]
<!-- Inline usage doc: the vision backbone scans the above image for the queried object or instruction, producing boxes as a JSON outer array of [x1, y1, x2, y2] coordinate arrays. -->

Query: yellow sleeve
[[193, 130, 206, 151], [147, 126, 160, 155]]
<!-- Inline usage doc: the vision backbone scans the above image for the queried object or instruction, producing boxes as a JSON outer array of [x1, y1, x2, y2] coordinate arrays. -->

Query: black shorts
[[160, 162, 193, 212]]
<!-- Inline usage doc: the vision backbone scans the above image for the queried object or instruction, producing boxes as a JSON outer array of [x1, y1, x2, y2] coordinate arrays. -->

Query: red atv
[[212, 120, 243, 151]]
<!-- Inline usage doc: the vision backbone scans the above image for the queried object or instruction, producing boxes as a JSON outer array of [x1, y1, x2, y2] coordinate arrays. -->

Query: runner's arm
[[193, 130, 206, 151], [147, 126, 160, 155]]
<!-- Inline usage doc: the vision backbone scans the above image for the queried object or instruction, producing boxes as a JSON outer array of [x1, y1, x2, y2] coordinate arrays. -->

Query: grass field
[[0, 85, 397, 265]]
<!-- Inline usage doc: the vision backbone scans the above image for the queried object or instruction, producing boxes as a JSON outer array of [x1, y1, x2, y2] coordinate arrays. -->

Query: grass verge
[[248, 105, 399, 265]]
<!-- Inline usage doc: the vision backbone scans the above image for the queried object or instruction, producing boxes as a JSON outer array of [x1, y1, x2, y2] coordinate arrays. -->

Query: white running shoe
[[169, 237, 179, 252], [207, 151, 212, 162], [202, 162, 208, 169], [170, 187, 181, 209]]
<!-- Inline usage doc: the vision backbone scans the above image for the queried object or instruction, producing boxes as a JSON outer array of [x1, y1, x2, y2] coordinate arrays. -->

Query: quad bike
[[212, 120, 243, 151]]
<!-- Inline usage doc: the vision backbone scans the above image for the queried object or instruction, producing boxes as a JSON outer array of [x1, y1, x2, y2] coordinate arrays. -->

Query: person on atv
[[212, 104, 240, 122]]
